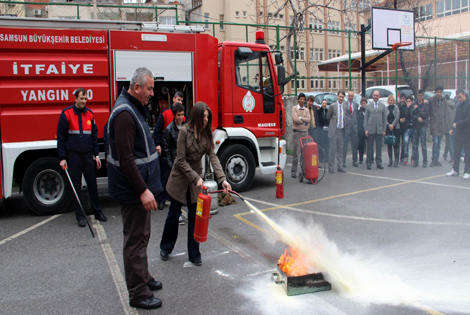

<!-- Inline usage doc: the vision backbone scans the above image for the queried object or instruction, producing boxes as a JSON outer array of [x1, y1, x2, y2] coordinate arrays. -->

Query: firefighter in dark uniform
[[57, 88, 108, 227]]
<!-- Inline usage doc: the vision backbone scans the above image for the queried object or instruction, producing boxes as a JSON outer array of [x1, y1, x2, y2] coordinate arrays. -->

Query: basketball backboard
[[371, 7, 415, 51]]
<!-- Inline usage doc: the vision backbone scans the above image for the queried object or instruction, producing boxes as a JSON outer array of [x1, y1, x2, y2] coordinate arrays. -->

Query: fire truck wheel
[[23, 157, 73, 216], [219, 144, 255, 192]]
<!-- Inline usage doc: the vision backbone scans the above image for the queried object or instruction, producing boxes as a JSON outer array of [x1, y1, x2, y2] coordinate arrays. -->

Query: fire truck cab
[[0, 17, 287, 215]]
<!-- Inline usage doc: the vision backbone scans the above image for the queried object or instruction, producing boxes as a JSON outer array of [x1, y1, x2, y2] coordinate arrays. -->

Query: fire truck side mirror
[[274, 53, 283, 65], [236, 47, 253, 60], [277, 65, 287, 86]]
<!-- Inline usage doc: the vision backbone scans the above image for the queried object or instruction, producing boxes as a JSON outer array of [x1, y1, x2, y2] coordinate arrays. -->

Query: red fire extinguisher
[[276, 164, 284, 199], [194, 186, 212, 243]]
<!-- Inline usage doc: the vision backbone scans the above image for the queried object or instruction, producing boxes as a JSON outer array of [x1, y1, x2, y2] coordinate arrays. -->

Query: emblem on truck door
[[242, 91, 255, 112]]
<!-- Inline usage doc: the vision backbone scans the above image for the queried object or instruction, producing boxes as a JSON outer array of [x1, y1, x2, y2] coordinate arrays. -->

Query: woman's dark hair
[[74, 88, 86, 98], [188, 102, 214, 151], [361, 97, 367, 104]]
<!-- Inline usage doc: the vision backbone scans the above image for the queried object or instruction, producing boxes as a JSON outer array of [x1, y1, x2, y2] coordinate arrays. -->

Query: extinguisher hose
[[206, 189, 245, 202], [315, 144, 327, 183]]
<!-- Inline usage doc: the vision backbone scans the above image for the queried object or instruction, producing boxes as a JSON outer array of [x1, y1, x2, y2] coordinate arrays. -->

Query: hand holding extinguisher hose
[[197, 178, 232, 192], [62, 164, 95, 238]]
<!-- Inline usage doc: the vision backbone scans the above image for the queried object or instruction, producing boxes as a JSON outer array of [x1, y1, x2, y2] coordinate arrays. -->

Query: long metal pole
[[64, 168, 95, 238], [361, 24, 366, 97]]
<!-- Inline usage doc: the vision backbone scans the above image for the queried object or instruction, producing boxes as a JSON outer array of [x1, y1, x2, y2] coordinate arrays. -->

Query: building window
[[280, 46, 285, 52], [310, 48, 314, 60], [329, 79, 332, 89], [279, 14, 284, 19], [328, 49, 332, 59], [300, 79, 305, 89], [319, 48, 324, 60], [415, 4, 433, 21], [300, 47, 305, 60], [260, 11, 263, 16], [336, 21, 340, 35], [289, 15, 293, 25], [320, 80, 324, 89], [220, 15, 224, 31], [235, 11, 240, 18], [309, 17, 313, 30], [310, 79, 314, 89], [268, 12, 273, 18], [314, 19, 323, 33], [204, 13, 209, 29], [160, 16, 176, 25]]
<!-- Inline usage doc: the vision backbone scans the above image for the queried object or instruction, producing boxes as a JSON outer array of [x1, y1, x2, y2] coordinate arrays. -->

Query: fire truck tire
[[219, 144, 255, 192], [23, 157, 73, 216]]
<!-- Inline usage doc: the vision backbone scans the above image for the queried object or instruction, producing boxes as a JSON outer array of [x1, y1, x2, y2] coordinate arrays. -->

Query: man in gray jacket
[[364, 90, 387, 170], [342, 90, 359, 167], [429, 86, 447, 167], [327, 90, 346, 173]]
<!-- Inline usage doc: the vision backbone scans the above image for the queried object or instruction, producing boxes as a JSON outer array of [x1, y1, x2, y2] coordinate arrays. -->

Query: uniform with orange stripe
[[57, 89, 106, 226]]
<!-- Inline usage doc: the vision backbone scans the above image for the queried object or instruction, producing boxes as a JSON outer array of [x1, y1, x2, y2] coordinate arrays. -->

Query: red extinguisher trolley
[[298, 136, 320, 185]]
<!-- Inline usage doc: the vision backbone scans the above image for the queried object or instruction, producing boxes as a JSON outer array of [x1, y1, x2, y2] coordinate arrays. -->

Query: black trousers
[[366, 133, 383, 166], [452, 137, 470, 174], [160, 188, 200, 261], [317, 129, 330, 163], [387, 129, 401, 163], [121, 203, 154, 303], [67, 151, 101, 220], [357, 130, 366, 162]]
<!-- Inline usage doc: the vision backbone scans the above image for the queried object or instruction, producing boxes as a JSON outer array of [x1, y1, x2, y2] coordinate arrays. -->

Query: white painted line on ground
[[0, 215, 61, 246], [243, 197, 470, 226], [347, 172, 470, 190], [92, 217, 138, 315]]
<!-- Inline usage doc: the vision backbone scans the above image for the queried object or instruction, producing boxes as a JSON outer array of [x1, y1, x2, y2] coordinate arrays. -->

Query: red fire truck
[[0, 17, 287, 215]]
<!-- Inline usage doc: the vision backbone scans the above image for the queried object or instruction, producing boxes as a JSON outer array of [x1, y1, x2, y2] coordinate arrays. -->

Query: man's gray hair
[[130, 67, 154, 89]]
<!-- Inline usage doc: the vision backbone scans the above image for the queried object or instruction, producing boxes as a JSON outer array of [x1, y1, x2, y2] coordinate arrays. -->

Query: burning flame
[[278, 246, 312, 277]]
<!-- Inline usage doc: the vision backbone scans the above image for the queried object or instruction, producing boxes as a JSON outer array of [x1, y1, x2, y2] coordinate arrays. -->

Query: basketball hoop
[[392, 42, 412, 51]]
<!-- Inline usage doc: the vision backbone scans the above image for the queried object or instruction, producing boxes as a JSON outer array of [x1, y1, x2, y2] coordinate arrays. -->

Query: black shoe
[[394, 160, 398, 168], [160, 251, 169, 261], [329, 168, 335, 173], [291, 173, 297, 178], [337, 168, 346, 173], [423, 162, 427, 168], [413, 163, 419, 167], [435, 161, 442, 167], [94, 212, 108, 222], [359, 160, 363, 164], [318, 165, 323, 169], [388, 162, 393, 167], [341, 164, 347, 168], [430, 161, 435, 167], [158, 203, 164, 210], [77, 219, 86, 227], [367, 164, 371, 170], [130, 295, 162, 309], [147, 280, 162, 291], [190, 258, 202, 266], [377, 164, 384, 169], [353, 162, 358, 167]]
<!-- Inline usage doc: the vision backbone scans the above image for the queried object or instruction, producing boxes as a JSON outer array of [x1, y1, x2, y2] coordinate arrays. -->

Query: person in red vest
[[57, 88, 107, 227], [153, 91, 184, 210]]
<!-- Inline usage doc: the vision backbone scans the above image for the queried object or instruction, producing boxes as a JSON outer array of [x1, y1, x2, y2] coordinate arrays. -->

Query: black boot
[[388, 147, 393, 167]]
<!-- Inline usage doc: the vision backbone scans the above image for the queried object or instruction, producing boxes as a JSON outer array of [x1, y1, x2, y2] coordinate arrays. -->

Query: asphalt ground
[[1, 147, 470, 315]]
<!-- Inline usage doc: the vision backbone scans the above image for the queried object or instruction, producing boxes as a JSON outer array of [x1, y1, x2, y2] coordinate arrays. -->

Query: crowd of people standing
[[291, 87, 470, 179]]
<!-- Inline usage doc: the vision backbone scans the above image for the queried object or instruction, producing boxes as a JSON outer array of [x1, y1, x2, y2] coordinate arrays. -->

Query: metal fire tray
[[272, 265, 331, 296]]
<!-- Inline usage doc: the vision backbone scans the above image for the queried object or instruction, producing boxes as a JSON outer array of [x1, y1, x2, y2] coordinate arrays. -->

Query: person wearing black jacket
[[411, 90, 429, 167], [400, 96, 414, 165], [57, 88, 107, 227], [397, 94, 407, 163], [446, 89, 470, 179], [356, 97, 367, 164], [162, 103, 185, 172], [315, 99, 329, 165]]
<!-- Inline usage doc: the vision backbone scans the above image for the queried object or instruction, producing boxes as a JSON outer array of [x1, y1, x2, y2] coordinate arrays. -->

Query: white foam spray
[[243, 200, 418, 306]]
